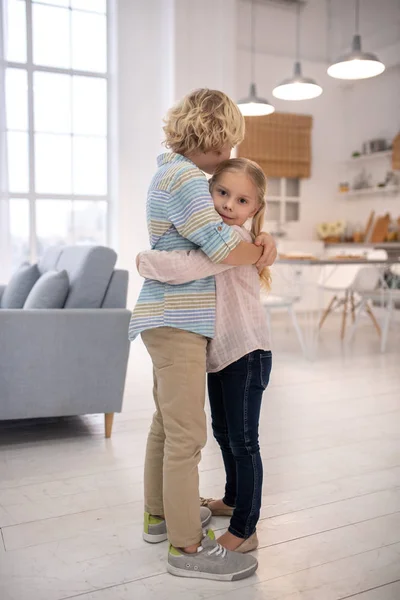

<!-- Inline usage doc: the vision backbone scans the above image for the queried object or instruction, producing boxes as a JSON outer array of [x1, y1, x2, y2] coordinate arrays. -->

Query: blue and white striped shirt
[[129, 152, 241, 340]]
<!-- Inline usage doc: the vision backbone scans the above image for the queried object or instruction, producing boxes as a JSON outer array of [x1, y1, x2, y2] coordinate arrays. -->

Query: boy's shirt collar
[[157, 152, 197, 169]]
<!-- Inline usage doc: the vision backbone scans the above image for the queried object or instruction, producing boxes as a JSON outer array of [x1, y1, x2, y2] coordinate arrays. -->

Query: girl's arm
[[137, 248, 233, 285]]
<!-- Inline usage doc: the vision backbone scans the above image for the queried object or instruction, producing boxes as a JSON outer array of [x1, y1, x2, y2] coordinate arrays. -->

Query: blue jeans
[[207, 350, 272, 539]]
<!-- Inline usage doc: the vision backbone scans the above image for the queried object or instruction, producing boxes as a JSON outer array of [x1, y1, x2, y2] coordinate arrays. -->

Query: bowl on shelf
[[324, 236, 341, 243]]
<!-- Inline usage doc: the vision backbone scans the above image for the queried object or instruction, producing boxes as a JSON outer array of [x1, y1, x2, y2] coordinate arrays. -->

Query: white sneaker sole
[[143, 510, 212, 545], [202, 511, 212, 529], [142, 531, 168, 543], [167, 560, 258, 581]]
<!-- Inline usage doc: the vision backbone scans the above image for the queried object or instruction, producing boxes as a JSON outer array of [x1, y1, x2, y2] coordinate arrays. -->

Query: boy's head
[[163, 89, 245, 174]]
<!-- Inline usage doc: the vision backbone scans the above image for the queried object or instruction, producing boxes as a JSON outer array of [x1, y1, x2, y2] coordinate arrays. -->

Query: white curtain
[[0, 0, 11, 281]]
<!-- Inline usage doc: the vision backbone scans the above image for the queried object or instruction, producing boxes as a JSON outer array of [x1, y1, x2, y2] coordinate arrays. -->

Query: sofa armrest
[[0, 309, 132, 420], [0, 284, 6, 305]]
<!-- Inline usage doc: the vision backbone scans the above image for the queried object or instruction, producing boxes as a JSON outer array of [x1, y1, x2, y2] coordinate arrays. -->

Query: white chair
[[351, 249, 388, 335], [318, 249, 389, 340], [349, 256, 400, 352], [271, 240, 324, 356], [261, 294, 306, 355], [317, 261, 363, 339], [380, 263, 400, 351]]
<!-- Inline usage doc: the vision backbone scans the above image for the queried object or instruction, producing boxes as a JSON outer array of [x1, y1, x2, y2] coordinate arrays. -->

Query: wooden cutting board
[[393, 133, 400, 170], [364, 210, 375, 241], [370, 214, 390, 243]]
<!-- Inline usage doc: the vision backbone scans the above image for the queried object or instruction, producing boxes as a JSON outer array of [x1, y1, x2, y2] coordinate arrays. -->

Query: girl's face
[[212, 171, 259, 227]]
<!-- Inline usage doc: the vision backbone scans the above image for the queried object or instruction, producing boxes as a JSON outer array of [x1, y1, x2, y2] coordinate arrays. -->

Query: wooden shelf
[[343, 151, 392, 165], [337, 186, 400, 198], [267, 196, 300, 201]]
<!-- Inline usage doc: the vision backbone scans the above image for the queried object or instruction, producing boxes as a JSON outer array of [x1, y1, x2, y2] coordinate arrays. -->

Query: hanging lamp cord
[[355, 0, 360, 34], [296, 1, 301, 62], [251, 0, 255, 82]]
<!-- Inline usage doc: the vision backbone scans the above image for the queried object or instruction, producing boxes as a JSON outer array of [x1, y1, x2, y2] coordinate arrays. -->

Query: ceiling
[[238, 0, 400, 63]]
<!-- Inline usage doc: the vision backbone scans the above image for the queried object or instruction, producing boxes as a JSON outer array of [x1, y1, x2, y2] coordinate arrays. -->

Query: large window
[[1, 0, 110, 273]]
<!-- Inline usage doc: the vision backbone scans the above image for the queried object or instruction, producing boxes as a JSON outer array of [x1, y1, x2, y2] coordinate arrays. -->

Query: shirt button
[[218, 226, 222, 231]]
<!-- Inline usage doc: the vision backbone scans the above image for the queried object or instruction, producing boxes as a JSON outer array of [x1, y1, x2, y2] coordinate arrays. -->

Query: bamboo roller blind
[[392, 133, 400, 171], [238, 112, 313, 179]]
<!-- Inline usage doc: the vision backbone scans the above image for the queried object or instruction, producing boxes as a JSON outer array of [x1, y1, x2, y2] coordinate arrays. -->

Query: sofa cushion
[[38, 246, 63, 275], [58, 246, 117, 308], [101, 270, 129, 308], [1, 263, 40, 308], [24, 270, 69, 309]]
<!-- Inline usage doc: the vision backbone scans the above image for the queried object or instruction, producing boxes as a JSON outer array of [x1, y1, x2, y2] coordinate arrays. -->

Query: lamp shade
[[327, 34, 385, 80], [238, 83, 275, 117], [273, 62, 323, 101]]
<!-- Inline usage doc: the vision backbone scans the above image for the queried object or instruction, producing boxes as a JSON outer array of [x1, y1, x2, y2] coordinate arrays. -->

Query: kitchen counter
[[325, 242, 400, 248], [324, 242, 400, 258]]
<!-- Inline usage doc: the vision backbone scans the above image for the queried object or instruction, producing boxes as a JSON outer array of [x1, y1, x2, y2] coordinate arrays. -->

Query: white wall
[[116, 0, 400, 307], [237, 0, 400, 243], [117, 0, 238, 304], [174, 0, 237, 100], [117, 0, 175, 305], [237, 47, 345, 241], [336, 66, 400, 229]]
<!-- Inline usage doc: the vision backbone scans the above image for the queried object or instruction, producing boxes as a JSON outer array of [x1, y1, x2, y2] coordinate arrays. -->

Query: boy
[[129, 89, 276, 580]]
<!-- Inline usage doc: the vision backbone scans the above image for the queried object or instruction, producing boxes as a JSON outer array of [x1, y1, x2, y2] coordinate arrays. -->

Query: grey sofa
[[0, 245, 131, 438]]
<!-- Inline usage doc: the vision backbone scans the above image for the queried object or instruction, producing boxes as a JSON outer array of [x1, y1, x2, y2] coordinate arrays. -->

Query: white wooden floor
[[1, 316, 400, 600]]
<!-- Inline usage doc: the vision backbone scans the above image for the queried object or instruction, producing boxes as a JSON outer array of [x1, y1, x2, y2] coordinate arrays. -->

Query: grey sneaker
[[143, 507, 212, 543], [167, 529, 258, 581]]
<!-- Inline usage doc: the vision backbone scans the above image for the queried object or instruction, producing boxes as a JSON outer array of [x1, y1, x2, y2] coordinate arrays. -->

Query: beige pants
[[141, 327, 208, 548]]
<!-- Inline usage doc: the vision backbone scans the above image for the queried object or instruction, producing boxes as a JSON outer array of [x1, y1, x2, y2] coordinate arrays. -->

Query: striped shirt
[[137, 227, 271, 372], [129, 152, 241, 340]]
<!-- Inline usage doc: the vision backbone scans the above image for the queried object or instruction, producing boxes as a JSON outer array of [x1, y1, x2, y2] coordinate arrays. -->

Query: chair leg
[[105, 413, 114, 438], [347, 298, 365, 343], [319, 295, 337, 330], [341, 291, 349, 340], [350, 292, 356, 323], [288, 304, 306, 356], [365, 302, 381, 337], [380, 300, 393, 353]]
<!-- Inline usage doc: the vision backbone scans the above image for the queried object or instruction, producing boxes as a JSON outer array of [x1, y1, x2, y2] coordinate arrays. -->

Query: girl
[[137, 158, 272, 554]]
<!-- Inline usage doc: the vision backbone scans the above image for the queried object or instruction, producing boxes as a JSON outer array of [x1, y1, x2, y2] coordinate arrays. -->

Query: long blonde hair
[[209, 158, 271, 290]]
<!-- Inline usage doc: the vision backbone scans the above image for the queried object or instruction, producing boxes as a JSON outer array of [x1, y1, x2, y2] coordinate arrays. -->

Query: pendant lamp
[[273, 3, 322, 101], [238, 0, 275, 116], [327, 0, 385, 80]]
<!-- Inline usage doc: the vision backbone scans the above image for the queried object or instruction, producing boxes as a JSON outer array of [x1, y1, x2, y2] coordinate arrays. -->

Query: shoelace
[[198, 542, 227, 558]]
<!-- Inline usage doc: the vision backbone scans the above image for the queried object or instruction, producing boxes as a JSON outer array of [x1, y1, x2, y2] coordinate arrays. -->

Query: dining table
[[275, 255, 400, 360]]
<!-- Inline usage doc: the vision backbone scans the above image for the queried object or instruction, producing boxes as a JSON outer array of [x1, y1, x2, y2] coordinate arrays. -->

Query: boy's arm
[[227, 231, 277, 267], [168, 167, 262, 265], [137, 249, 233, 285]]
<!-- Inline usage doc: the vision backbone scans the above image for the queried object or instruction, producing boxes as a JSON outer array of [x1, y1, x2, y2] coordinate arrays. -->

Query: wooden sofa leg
[[105, 413, 114, 438]]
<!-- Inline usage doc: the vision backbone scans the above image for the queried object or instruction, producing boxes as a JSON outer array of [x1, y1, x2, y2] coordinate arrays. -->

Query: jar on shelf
[[344, 223, 354, 243], [386, 220, 398, 242], [353, 223, 364, 243]]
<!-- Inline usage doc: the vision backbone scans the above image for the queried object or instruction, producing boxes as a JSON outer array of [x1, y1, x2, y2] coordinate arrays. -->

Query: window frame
[[266, 177, 301, 226], [1, 0, 114, 276]]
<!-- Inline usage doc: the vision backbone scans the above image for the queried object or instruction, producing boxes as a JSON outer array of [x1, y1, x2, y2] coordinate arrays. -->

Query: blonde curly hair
[[209, 158, 271, 291], [163, 89, 245, 155]]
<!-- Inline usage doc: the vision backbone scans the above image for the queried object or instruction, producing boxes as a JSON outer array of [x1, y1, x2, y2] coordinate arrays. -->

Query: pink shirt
[[138, 226, 271, 373]]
